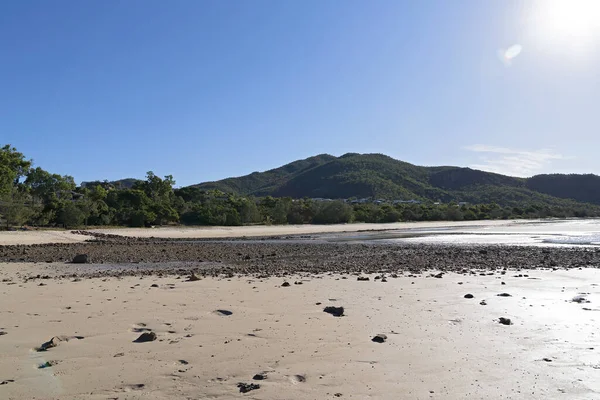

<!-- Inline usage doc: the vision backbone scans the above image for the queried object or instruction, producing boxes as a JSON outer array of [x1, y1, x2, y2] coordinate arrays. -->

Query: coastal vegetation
[[1, 145, 599, 229]]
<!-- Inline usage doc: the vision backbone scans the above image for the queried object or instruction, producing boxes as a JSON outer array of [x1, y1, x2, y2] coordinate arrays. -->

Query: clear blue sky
[[1, 1, 599, 186]]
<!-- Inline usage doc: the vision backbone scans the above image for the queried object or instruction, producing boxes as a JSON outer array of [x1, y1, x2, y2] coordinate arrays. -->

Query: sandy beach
[[1, 222, 599, 399], [0, 263, 598, 400], [0, 220, 529, 246]]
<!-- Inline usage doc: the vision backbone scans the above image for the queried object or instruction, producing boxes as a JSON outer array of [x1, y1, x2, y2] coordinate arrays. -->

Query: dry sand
[[0, 220, 528, 245], [0, 230, 90, 245], [1, 263, 598, 399]]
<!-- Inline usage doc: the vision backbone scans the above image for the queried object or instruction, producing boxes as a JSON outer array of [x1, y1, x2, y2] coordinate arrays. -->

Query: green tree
[[57, 202, 85, 228]]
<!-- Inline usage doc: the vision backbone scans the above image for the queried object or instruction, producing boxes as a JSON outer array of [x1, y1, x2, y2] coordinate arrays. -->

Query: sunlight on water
[[380, 219, 600, 247]]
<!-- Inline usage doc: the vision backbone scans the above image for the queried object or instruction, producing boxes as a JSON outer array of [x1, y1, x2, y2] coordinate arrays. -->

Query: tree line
[[1, 144, 599, 229]]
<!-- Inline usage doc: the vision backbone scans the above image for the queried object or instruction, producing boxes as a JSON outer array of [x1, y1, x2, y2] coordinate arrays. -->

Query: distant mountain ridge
[[189, 153, 600, 207]]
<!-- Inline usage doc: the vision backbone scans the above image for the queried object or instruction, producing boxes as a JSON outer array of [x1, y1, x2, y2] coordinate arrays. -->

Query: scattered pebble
[[371, 334, 387, 343], [464, 294, 474, 299], [253, 373, 267, 380], [497, 293, 512, 297], [498, 317, 512, 325], [281, 282, 291, 287], [237, 382, 260, 393], [133, 332, 157, 343], [323, 306, 344, 317]]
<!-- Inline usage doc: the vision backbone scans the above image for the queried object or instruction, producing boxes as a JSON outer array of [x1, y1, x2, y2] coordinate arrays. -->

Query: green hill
[[189, 153, 600, 207]]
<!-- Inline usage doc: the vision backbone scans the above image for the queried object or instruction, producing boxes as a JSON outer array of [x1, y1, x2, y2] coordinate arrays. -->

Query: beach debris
[[357, 276, 370, 281], [214, 309, 233, 316], [38, 361, 57, 369], [572, 295, 590, 303], [0, 331, 6, 336], [150, 284, 159, 288], [371, 334, 387, 343], [497, 293, 512, 297], [133, 332, 157, 343], [281, 282, 291, 287], [323, 306, 345, 317], [464, 294, 474, 299], [237, 382, 260, 393], [178, 360, 189, 365], [294, 281, 303, 285], [542, 358, 553, 362], [498, 317, 512, 325], [0, 380, 15, 385], [36, 335, 84, 351], [501, 282, 506, 285], [433, 272, 444, 278], [71, 254, 88, 264], [252, 373, 267, 380], [480, 300, 487, 306], [315, 302, 322, 305], [186, 273, 201, 282], [113, 352, 124, 357]]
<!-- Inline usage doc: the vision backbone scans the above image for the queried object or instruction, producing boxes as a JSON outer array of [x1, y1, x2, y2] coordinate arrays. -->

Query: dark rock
[[187, 273, 201, 282], [178, 360, 189, 365], [498, 317, 512, 325], [542, 358, 552, 362], [315, 302, 322, 305], [572, 295, 590, 303], [497, 293, 512, 297], [72, 254, 88, 264], [433, 272, 444, 278], [0, 331, 6, 336], [323, 306, 344, 317], [113, 352, 124, 357], [334, 393, 343, 397], [237, 382, 260, 393], [464, 294, 474, 299], [133, 332, 157, 343], [38, 361, 57, 369], [36, 336, 63, 351], [214, 309, 233, 316], [150, 284, 159, 288], [281, 282, 290, 287], [357, 276, 370, 281], [381, 278, 388, 282], [501, 282, 506, 285], [0, 380, 15, 385], [479, 300, 487, 306], [294, 281, 303, 285], [371, 334, 387, 343], [252, 373, 267, 380]]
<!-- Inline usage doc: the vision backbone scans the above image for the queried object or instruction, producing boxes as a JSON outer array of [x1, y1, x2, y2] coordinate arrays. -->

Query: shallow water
[[325, 219, 600, 247]]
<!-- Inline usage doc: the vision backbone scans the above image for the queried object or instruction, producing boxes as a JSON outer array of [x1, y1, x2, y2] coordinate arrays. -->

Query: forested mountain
[[2, 145, 600, 229], [190, 153, 600, 207], [193, 154, 336, 196]]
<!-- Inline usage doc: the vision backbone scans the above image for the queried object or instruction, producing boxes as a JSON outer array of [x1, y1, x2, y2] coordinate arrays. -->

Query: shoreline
[[0, 219, 542, 245]]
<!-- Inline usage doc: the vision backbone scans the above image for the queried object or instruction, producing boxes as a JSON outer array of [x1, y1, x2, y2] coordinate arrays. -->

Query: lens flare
[[497, 44, 522, 66]]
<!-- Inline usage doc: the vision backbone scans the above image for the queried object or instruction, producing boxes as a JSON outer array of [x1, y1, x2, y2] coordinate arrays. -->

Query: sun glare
[[530, 0, 600, 50]]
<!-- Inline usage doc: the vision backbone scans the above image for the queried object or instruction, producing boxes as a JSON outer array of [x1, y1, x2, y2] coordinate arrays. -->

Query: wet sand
[[0, 264, 598, 400]]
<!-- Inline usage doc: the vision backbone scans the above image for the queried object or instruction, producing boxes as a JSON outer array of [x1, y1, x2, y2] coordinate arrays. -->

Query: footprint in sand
[[130, 323, 151, 333], [213, 309, 233, 316], [288, 374, 306, 384], [122, 383, 145, 392]]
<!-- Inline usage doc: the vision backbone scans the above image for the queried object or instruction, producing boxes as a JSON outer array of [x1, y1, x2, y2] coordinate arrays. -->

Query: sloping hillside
[[187, 153, 600, 207]]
